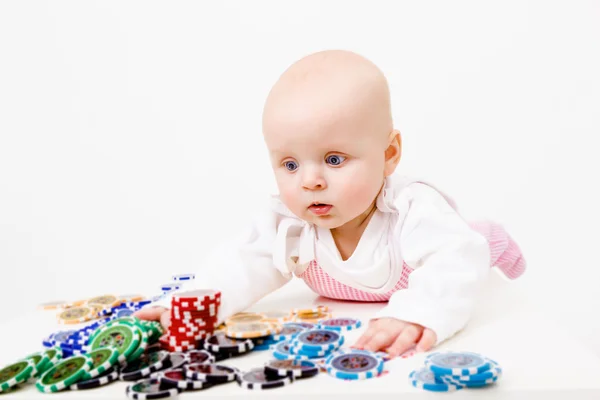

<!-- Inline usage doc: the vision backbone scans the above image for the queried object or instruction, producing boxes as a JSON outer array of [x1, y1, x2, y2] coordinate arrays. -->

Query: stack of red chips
[[159, 289, 221, 352]]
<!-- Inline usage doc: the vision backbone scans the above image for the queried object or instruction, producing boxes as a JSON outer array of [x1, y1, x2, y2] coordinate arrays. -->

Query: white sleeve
[[373, 183, 490, 344], [152, 207, 292, 325]]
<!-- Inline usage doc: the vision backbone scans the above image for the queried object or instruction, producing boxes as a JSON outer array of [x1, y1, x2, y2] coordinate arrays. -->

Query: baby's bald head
[[262, 50, 393, 147]]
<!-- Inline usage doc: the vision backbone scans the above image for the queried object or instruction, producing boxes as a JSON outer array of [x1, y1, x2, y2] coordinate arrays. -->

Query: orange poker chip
[[225, 312, 266, 326], [224, 322, 282, 339], [86, 295, 121, 309], [293, 311, 332, 324], [37, 300, 69, 310], [261, 310, 293, 324], [292, 305, 329, 315], [57, 306, 96, 324]]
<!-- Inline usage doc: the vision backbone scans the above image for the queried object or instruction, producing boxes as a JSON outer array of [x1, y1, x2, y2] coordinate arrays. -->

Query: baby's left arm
[[354, 183, 490, 356]]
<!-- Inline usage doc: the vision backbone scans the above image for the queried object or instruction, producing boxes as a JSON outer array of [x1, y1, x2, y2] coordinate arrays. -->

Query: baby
[[136, 50, 526, 357]]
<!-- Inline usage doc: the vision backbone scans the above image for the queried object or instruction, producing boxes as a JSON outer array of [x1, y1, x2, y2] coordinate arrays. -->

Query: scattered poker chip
[[70, 366, 119, 390], [0, 359, 36, 393], [318, 318, 362, 332], [409, 367, 464, 392], [441, 374, 500, 388], [87, 295, 121, 309], [161, 283, 182, 292], [271, 322, 308, 341], [168, 352, 188, 370], [451, 361, 502, 382], [261, 310, 293, 324], [23, 350, 51, 377], [120, 350, 171, 382], [125, 319, 150, 362], [43, 347, 63, 369], [203, 333, 254, 355], [236, 368, 293, 390], [264, 359, 319, 379], [36, 355, 94, 393], [82, 347, 120, 380], [126, 377, 181, 399], [325, 350, 384, 380], [272, 341, 310, 361], [225, 322, 281, 339], [184, 363, 237, 383], [291, 329, 344, 352], [158, 369, 214, 391], [172, 273, 195, 281], [425, 352, 492, 376], [293, 310, 333, 324], [88, 321, 141, 363], [187, 350, 215, 365], [61, 299, 87, 309], [225, 312, 266, 325], [38, 300, 69, 310], [57, 306, 97, 325], [292, 305, 329, 314]]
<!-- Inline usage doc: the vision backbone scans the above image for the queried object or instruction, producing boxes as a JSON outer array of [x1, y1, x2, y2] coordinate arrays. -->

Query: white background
[[0, 1, 598, 354]]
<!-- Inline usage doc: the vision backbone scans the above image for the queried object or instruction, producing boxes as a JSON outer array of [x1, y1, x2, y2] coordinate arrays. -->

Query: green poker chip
[[23, 351, 51, 377], [82, 347, 120, 380], [44, 347, 63, 366], [0, 359, 36, 393], [126, 319, 150, 362], [89, 321, 141, 363], [36, 355, 93, 393]]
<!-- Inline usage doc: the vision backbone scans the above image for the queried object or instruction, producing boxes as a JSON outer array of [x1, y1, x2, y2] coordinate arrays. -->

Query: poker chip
[[272, 341, 311, 361], [225, 312, 266, 325], [409, 367, 464, 392], [0, 359, 36, 392], [88, 321, 141, 363], [172, 273, 195, 281], [161, 283, 182, 293], [203, 333, 254, 355], [119, 294, 146, 303], [158, 369, 214, 391], [38, 300, 69, 310], [236, 368, 293, 390], [57, 306, 97, 324], [167, 290, 222, 350], [318, 318, 362, 332], [81, 347, 120, 379], [425, 351, 492, 376], [184, 363, 237, 383], [120, 350, 172, 382], [261, 310, 293, 324], [87, 295, 121, 309], [70, 366, 119, 390], [271, 322, 309, 341], [43, 347, 63, 369], [264, 359, 319, 379], [292, 305, 329, 314], [36, 355, 94, 393], [290, 329, 344, 352], [325, 350, 384, 380], [293, 310, 333, 324], [186, 350, 215, 365], [22, 350, 52, 377], [126, 378, 181, 399], [225, 321, 281, 339], [450, 360, 502, 382], [441, 374, 500, 388]]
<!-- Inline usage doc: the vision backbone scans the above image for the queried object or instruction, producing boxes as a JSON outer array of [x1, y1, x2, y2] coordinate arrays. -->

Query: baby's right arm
[[135, 207, 292, 330]]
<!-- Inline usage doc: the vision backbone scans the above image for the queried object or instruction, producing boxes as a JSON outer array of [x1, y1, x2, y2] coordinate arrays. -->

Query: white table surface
[[2, 274, 600, 400]]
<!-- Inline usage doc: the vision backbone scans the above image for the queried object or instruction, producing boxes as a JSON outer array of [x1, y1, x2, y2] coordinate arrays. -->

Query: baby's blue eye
[[284, 161, 298, 171], [326, 155, 346, 166]]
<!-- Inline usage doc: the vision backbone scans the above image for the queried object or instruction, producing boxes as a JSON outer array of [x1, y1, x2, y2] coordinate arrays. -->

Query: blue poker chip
[[172, 274, 195, 281], [326, 350, 384, 380], [318, 318, 362, 332], [271, 323, 309, 341], [289, 345, 332, 358], [451, 360, 502, 382], [425, 352, 492, 376], [161, 283, 182, 292], [441, 374, 500, 388], [290, 329, 344, 352], [272, 341, 310, 361], [409, 368, 464, 392]]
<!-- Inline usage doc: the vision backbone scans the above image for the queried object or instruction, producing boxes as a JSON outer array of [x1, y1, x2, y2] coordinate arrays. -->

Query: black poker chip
[[158, 369, 215, 391], [120, 351, 172, 382], [70, 366, 119, 390], [186, 350, 215, 365], [264, 359, 319, 379], [126, 377, 181, 399], [203, 332, 254, 355], [184, 363, 237, 384], [236, 367, 293, 390]]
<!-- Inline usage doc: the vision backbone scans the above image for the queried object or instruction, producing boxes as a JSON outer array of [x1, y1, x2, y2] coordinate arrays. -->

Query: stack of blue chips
[[409, 351, 503, 392]]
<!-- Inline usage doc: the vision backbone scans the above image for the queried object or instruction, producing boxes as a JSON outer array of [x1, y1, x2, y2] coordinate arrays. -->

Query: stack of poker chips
[[160, 290, 222, 352], [409, 351, 502, 392]]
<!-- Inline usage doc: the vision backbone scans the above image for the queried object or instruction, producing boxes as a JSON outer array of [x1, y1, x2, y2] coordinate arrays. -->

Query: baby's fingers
[[386, 324, 421, 357], [416, 328, 436, 352]]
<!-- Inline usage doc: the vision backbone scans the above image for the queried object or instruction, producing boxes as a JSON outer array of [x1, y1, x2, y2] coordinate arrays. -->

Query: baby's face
[[264, 91, 391, 230]]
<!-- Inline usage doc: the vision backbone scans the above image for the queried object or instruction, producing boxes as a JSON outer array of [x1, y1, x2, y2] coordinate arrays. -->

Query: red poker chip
[[172, 289, 221, 303]]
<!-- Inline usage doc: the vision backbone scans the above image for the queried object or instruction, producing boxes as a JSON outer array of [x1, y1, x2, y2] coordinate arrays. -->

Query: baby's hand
[[353, 318, 437, 357], [134, 306, 171, 331]]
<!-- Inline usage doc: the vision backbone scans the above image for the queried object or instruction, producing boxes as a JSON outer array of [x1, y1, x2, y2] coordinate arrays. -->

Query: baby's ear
[[384, 130, 402, 176]]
